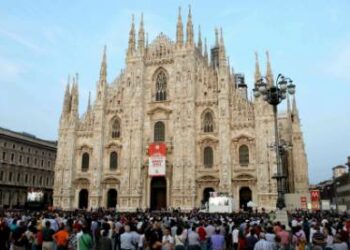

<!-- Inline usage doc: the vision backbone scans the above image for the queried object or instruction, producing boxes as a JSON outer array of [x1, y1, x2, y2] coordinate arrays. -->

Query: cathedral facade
[[53, 8, 309, 211]]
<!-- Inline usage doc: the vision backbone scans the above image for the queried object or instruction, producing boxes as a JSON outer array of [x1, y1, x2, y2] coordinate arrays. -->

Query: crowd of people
[[0, 208, 349, 250]]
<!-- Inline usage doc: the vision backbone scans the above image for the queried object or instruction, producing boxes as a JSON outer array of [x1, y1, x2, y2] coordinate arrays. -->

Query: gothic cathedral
[[53, 7, 309, 211]]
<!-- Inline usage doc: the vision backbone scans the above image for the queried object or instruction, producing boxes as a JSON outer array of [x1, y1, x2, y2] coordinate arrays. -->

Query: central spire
[[197, 25, 202, 53], [266, 50, 274, 87], [254, 52, 261, 84], [100, 45, 107, 83], [127, 14, 136, 56], [176, 7, 184, 47], [186, 5, 194, 46], [138, 13, 145, 52]]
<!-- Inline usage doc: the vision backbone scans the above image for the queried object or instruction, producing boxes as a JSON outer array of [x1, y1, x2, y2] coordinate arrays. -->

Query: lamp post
[[253, 74, 295, 209]]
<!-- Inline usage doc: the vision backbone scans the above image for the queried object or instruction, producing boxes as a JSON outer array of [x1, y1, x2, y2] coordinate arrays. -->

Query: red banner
[[310, 190, 320, 210], [148, 143, 166, 176]]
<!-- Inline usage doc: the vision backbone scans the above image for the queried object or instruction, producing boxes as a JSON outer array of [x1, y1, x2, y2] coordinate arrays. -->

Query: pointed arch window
[[111, 118, 121, 138], [239, 145, 249, 166], [110, 151, 118, 170], [155, 71, 167, 101], [81, 152, 90, 171], [203, 112, 214, 132], [154, 121, 165, 142], [204, 146, 214, 168]]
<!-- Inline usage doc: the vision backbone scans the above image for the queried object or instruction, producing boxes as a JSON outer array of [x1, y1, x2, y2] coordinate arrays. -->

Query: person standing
[[53, 225, 70, 250], [197, 222, 207, 250], [162, 227, 174, 250], [210, 229, 225, 250], [98, 229, 113, 250], [246, 229, 258, 250], [42, 221, 55, 250], [79, 226, 93, 250], [120, 225, 136, 250], [253, 233, 274, 250], [188, 225, 200, 250], [276, 225, 289, 249], [231, 225, 239, 250]]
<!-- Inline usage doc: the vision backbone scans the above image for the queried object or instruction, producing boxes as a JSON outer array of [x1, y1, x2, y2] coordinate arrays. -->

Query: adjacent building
[[53, 7, 309, 211], [312, 157, 350, 211], [0, 127, 57, 208]]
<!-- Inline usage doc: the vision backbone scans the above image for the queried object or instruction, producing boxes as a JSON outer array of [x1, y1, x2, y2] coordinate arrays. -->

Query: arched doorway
[[239, 187, 252, 211], [150, 177, 166, 210], [203, 187, 215, 205], [107, 189, 118, 208], [78, 189, 88, 209]]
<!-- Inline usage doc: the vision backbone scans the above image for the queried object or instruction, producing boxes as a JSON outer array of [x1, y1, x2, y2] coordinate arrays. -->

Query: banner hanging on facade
[[310, 190, 320, 210], [148, 143, 166, 176], [300, 196, 307, 209]]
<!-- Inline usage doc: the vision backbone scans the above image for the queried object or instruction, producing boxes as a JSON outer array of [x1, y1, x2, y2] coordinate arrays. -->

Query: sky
[[0, 0, 349, 184]]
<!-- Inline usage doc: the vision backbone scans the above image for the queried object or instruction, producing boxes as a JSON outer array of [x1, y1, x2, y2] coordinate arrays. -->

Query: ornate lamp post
[[253, 74, 295, 209]]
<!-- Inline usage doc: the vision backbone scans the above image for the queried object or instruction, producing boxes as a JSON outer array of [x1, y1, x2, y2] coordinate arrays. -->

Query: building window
[[12, 144, 15, 149], [41, 159, 44, 167], [239, 145, 249, 166], [154, 121, 165, 142], [204, 146, 214, 168], [19, 155, 22, 163], [28, 148, 31, 153], [81, 153, 89, 171], [9, 172, 13, 182], [20, 147, 23, 151], [17, 173, 20, 182], [2, 152, 5, 161], [48, 161, 51, 168], [203, 111, 214, 133], [46, 177, 49, 186], [109, 152, 118, 170], [34, 158, 37, 166], [27, 157, 30, 164], [11, 153, 14, 162], [0, 171, 3, 181], [25, 174, 28, 183], [39, 176, 42, 185], [111, 118, 121, 138], [32, 176, 36, 185], [155, 71, 167, 101]]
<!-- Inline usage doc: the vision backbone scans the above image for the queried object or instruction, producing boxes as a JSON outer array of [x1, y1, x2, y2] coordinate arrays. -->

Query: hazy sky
[[1, 1, 349, 183]]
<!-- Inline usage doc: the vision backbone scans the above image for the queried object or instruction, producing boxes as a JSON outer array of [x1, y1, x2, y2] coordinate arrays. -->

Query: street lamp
[[253, 74, 295, 209]]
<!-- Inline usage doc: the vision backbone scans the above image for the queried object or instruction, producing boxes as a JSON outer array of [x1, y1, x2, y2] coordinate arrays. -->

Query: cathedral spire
[[71, 74, 79, 117], [127, 14, 136, 56], [292, 95, 299, 119], [287, 93, 291, 116], [138, 13, 145, 52], [197, 25, 202, 53], [100, 45, 107, 83], [176, 7, 184, 48], [204, 37, 208, 63], [219, 28, 226, 66], [266, 50, 274, 87], [62, 75, 71, 115], [186, 5, 194, 46], [87, 91, 91, 112], [215, 27, 219, 47], [254, 52, 261, 85]]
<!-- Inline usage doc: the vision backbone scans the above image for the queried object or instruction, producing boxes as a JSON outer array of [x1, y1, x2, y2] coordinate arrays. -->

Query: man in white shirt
[[232, 225, 239, 250], [162, 227, 174, 250]]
